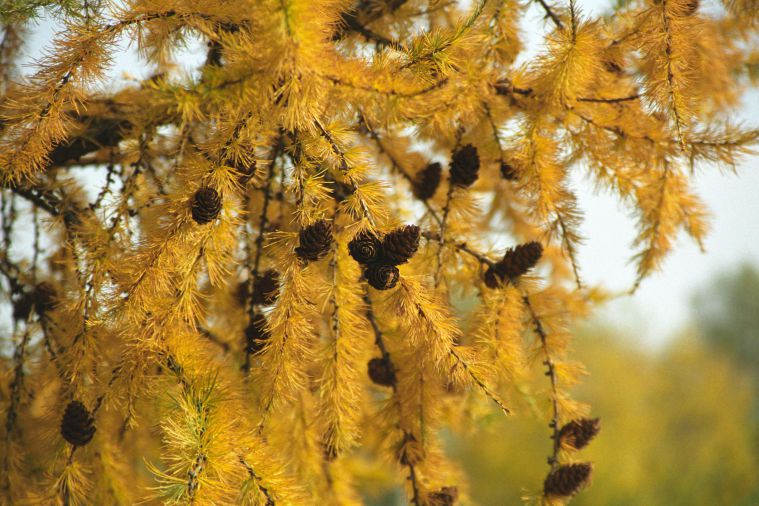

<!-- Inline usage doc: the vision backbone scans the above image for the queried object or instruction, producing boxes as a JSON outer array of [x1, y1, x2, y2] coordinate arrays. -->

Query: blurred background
[[13, 0, 759, 504]]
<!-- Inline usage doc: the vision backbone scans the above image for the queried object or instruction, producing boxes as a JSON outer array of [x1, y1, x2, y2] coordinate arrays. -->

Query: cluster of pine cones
[[348, 225, 420, 290], [543, 418, 600, 498], [413, 143, 481, 200]]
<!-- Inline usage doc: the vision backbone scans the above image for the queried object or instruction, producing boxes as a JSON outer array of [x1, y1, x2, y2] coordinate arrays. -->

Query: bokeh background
[[14, 0, 759, 504]]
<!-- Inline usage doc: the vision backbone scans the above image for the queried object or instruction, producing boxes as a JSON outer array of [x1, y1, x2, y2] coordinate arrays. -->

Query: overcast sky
[[18, 0, 759, 346]]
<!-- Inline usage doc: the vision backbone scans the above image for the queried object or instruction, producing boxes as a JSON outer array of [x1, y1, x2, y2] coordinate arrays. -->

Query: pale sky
[[18, 0, 759, 346]]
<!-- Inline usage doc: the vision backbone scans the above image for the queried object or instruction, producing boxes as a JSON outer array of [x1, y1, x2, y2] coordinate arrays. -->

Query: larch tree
[[0, 0, 756, 504]]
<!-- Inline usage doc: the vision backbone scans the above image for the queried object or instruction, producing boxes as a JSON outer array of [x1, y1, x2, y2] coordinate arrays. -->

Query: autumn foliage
[[0, 0, 757, 504]]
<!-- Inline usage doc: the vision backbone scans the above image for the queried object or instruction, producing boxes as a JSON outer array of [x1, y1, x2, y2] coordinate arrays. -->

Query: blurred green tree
[[693, 263, 759, 380]]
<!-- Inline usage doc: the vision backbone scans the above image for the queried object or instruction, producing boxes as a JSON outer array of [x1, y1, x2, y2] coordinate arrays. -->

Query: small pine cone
[[348, 231, 382, 265], [382, 225, 420, 265], [365, 264, 399, 290], [450, 144, 480, 188], [495, 241, 543, 279], [191, 187, 222, 224], [251, 270, 280, 306], [61, 400, 96, 447], [244, 313, 270, 354], [500, 161, 518, 181], [428, 487, 459, 506], [33, 282, 57, 315], [295, 220, 333, 262], [544, 463, 593, 497], [413, 162, 442, 200], [558, 418, 600, 450], [367, 357, 395, 387]]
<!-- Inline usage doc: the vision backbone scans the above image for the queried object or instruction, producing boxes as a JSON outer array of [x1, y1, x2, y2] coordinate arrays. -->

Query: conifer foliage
[[0, 0, 757, 504]]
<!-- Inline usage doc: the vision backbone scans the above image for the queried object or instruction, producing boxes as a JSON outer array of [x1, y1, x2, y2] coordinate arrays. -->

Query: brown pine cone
[[382, 225, 420, 265], [413, 162, 442, 200], [33, 282, 57, 315], [348, 231, 382, 265], [495, 241, 543, 279], [367, 357, 395, 387], [428, 487, 459, 506], [251, 270, 280, 306], [500, 161, 518, 181], [61, 400, 96, 447], [295, 220, 333, 262], [544, 463, 592, 497], [191, 187, 222, 224], [558, 418, 600, 450], [365, 263, 399, 290], [450, 144, 480, 188], [244, 313, 270, 354]]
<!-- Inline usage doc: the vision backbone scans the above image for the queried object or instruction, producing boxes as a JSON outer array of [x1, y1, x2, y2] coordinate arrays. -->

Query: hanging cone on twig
[[191, 187, 222, 224], [544, 463, 592, 497], [349, 231, 382, 265], [365, 264, 399, 290], [367, 357, 395, 387], [558, 418, 600, 450], [413, 162, 442, 200], [450, 144, 480, 188], [485, 241, 543, 287], [61, 400, 96, 447], [428, 486, 459, 506], [382, 225, 420, 266], [295, 220, 333, 262]]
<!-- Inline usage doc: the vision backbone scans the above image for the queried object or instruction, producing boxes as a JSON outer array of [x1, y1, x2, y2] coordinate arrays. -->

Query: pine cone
[[245, 313, 270, 354], [558, 418, 600, 450], [348, 231, 382, 265], [251, 270, 279, 306], [295, 220, 333, 262], [450, 144, 480, 188], [61, 400, 96, 447], [413, 162, 442, 200], [191, 187, 222, 224], [500, 161, 518, 181], [365, 264, 399, 290], [494, 241, 543, 279], [367, 357, 395, 387], [428, 487, 459, 506], [544, 463, 592, 497], [33, 282, 57, 315], [382, 225, 420, 265]]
